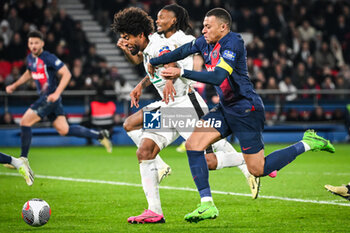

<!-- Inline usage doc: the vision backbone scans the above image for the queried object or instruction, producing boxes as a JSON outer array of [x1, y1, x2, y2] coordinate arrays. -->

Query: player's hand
[[147, 63, 156, 78], [162, 80, 176, 104], [130, 85, 142, 108], [47, 92, 60, 102], [6, 84, 16, 94], [161, 67, 181, 80], [116, 38, 128, 51]]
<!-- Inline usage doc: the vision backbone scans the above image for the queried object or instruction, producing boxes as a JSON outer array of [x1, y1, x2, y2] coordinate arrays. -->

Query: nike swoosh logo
[[242, 147, 252, 151], [198, 208, 210, 214], [308, 136, 328, 146]]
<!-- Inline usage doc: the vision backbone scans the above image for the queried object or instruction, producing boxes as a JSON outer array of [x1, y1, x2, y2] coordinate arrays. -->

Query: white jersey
[[143, 31, 195, 99]]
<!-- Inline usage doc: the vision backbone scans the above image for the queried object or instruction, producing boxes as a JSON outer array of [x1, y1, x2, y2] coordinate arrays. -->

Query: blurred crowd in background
[[1, 0, 350, 125]]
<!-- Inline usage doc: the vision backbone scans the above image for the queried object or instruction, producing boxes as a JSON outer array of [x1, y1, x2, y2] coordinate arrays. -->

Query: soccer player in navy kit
[[3, 30, 112, 186], [149, 8, 335, 222]]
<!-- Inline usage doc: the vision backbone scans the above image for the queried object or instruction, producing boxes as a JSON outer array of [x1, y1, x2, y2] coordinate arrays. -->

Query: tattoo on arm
[[141, 76, 151, 88]]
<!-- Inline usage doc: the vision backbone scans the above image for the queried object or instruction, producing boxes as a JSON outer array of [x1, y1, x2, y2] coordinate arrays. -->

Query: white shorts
[[141, 91, 208, 150]]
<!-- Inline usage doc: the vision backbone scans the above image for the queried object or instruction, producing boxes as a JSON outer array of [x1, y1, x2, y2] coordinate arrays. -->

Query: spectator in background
[[44, 32, 57, 53], [0, 20, 13, 46], [309, 106, 326, 122], [0, 37, 8, 60], [331, 109, 344, 122], [303, 76, 321, 100], [265, 77, 278, 100], [322, 76, 335, 99], [7, 8, 23, 32], [279, 76, 297, 101], [83, 44, 107, 75], [67, 59, 85, 90], [297, 20, 316, 42], [69, 21, 90, 59], [5, 66, 21, 87], [314, 41, 336, 70], [0, 112, 15, 125], [7, 32, 26, 62], [292, 62, 308, 88], [330, 36, 345, 68], [286, 108, 300, 121]]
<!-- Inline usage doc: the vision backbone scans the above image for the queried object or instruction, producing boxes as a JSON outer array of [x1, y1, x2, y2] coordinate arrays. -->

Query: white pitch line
[[1, 172, 350, 207]]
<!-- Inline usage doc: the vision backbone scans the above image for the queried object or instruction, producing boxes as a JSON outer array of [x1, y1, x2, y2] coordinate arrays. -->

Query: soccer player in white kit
[[112, 5, 258, 224]]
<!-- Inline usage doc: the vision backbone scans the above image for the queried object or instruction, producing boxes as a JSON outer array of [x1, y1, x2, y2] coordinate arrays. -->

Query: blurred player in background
[[149, 8, 335, 222], [325, 183, 350, 201], [112, 5, 266, 224], [4, 30, 112, 186]]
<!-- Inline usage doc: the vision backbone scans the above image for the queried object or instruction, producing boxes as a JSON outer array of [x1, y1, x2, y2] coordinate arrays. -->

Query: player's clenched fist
[[6, 84, 16, 94]]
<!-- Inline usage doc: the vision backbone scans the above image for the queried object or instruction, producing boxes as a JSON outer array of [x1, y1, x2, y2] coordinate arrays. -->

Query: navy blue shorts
[[30, 95, 65, 122], [202, 104, 265, 154]]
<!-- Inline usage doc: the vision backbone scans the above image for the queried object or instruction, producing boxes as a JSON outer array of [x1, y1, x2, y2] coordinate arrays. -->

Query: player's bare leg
[[124, 110, 171, 182]]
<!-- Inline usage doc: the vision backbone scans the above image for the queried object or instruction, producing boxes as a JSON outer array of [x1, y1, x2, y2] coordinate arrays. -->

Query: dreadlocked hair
[[162, 4, 192, 33], [111, 7, 154, 36]]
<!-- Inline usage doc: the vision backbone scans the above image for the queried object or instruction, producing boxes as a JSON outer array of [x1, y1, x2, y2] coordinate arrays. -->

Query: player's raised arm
[[6, 69, 32, 94], [117, 38, 144, 65], [47, 65, 71, 102]]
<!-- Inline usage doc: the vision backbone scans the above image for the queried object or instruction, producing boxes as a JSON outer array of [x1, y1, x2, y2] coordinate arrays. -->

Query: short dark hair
[[27, 30, 44, 40], [111, 7, 154, 36], [162, 4, 192, 33], [206, 8, 232, 29]]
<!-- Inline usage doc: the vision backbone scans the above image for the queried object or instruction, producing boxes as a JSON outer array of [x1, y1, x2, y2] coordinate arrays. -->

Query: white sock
[[212, 139, 235, 153], [215, 151, 245, 169], [301, 141, 311, 152], [140, 159, 163, 215], [11, 157, 22, 169], [237, 161, 251, 179], [127, 129, 143, 147], [201, 196, 213, 203], [155, 155, 168, 170]]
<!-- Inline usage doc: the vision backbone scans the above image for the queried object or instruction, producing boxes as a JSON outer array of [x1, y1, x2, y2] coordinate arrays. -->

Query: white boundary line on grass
[[1, 172, 350, 207]]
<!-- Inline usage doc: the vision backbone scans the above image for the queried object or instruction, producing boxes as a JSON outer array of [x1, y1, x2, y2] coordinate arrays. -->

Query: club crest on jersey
[[211, 50, 218, 59], [158, 46, 171, 56], [223, 50, 236, 61]]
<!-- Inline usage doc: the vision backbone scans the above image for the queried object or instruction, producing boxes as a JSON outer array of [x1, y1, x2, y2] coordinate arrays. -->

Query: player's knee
[[136, 147, 153, 161], [247, 165, 264, 177], [123, 118, 132, 132], [57, 127, 69, 136], [185, 139, 205, 151], [20, 119, 31, 127]]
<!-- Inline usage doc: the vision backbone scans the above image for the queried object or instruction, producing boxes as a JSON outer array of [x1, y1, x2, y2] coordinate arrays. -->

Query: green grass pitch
[[0, 144, 349, 232]]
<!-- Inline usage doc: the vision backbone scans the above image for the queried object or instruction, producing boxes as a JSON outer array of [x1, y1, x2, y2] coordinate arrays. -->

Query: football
[[22, 199, 51, 227]]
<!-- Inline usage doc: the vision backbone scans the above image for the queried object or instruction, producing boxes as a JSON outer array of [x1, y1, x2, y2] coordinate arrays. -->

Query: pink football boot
[[127, 209, 165, 224], [268, 170, 277, 178]]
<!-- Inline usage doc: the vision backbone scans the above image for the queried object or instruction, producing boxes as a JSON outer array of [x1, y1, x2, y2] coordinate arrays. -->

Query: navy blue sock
[[21, 126, 32, 158], [0, 152, 12, 164], [187, 150, 212, 198], [68, 125, 99, 139], [263, 142, 305, 176]]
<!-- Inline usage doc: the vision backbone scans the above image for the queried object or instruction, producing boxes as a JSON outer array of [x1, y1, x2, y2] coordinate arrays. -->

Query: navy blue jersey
[[192, 32, 264, 115], [26, 51, 64, 95]]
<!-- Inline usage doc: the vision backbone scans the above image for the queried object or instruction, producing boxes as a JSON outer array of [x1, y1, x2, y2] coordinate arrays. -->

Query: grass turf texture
[[0, 144, 349, 232]]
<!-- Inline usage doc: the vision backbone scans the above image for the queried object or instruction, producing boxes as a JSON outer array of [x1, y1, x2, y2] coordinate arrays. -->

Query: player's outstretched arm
[[47, 65, 71, 102], [6, 69, 32, 94], [148, 41, 196, 77], [117, 38, 143, 65], [162, 66, 229, 86]]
